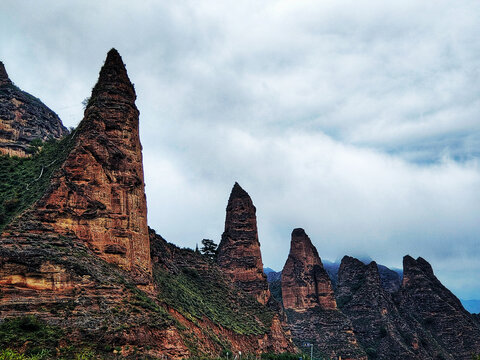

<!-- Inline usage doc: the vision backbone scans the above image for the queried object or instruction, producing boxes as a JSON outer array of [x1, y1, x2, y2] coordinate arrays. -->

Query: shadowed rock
[[398, 255, 480, 359], [336, 256, 440, 360], [0, 61, 68, 156]]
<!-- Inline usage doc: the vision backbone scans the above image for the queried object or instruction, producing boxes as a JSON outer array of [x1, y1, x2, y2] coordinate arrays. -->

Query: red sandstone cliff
[[216, 182, 270, 304], [0, 51, 294, 359], [0, 61, 68, 157], [2, 49, 151, 280]]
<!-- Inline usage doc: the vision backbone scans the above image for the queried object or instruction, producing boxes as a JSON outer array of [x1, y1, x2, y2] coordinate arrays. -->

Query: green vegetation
[[124, 282, 176, 330], [0, 316, 63, 357], [200, 239, 218, 261], [0, 132, 75, 231], [154, 266, 274, 335]]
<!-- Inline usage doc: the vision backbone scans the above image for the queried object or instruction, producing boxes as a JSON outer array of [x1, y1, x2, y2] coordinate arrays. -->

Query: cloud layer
[[1, 0, 480, 298]]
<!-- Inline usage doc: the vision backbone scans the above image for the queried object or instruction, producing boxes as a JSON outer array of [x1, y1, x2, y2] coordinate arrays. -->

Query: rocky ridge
[[0, 50, 294, 359], [398, 256, 480, 359], [1, 49, 480, 360], [0, 61, 68, 157]]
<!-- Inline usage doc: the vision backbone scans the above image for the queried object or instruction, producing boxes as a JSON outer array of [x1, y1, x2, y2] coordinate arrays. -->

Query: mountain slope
[[0, 61, 68, 157]]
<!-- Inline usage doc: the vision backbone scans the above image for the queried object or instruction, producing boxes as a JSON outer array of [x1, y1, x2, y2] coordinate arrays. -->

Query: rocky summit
[[2, 49, 151, 281], [0, 61, 68, 157], [216, 182, 271, 305], [336, 256, 432, 359], [281, 229, 367, 359], [282, 228, 336, 311], [398, 256, 480, 359]]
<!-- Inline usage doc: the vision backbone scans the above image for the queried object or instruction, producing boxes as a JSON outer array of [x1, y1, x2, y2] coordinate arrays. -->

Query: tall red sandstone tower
[[3, 49, 151, 278], [216, 182, 270, 304]]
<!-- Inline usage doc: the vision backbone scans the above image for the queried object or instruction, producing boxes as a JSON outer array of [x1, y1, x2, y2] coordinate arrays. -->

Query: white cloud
[[1, 0, 480, 298]]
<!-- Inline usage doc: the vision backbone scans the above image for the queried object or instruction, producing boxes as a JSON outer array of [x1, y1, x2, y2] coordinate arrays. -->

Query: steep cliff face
[[399, 256, 480, 359], [2, 49, 151, 280], [0, 61, 68, 157], [281, 229, 366, 360], [282, 228, 336, 311], [336, 256, 440, 360], [217, 182, 270, 304]]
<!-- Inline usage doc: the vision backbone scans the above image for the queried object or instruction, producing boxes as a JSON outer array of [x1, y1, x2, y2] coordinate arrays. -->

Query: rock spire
[[281, 228, 337, 310], [0, 61, 12, 86], [216, 182, 270, 304], [3, 49, 151, 280]]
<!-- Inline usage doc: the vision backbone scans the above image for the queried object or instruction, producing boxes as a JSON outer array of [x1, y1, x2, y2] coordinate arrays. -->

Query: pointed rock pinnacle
[[88, 48, 136, 107], [217, 182, 270, 304], [0, 61, 12, 86]]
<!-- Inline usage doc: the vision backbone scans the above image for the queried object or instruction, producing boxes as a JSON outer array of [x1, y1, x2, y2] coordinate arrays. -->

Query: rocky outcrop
[[282, 228, 336, 311], [2, 49, 151, 280], [281, 229, 366, 359], [0, 61, 68, 157], [336, 256, 437, 360], [217, 182, 270, 304], [398, 255, 480, 359]]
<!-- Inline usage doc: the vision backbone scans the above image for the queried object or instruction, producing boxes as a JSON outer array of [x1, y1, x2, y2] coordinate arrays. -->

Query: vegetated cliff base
[[0, 49, 294, 359], [278, 229, 480, 360], [0, 61, 68, 157]]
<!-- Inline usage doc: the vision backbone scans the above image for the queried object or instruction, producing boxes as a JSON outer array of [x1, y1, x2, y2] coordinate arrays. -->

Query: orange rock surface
[[216, 182, 271, 304], [281, 228, 337, 310], [3, 49, 151, 280]]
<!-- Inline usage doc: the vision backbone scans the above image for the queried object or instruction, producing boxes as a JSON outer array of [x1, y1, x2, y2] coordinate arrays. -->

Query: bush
[[0, 316, 63, 356]]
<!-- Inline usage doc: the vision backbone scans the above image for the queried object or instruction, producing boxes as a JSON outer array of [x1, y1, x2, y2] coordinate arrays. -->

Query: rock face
[[336, 256, 435, 360], [217, 182, 270, 304], [2, 49, 151, 279], [398, 255, 480, 359], [281, 229, 366, 359], [282, 228, 336, 311], [0, 61, 68, 157]]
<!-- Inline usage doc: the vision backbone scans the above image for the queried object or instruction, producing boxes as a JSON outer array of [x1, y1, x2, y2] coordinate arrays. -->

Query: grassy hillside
[[0, 132, 75, 231]]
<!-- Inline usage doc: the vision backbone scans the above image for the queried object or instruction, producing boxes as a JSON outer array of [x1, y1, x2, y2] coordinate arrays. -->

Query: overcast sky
[[1, 0, 480, 299]]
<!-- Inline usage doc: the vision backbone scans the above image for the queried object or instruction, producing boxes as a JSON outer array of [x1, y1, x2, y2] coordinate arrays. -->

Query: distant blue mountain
[[461, 299, 480, 314], [264, 267, 281, 282], [264, 267, 276, 274]]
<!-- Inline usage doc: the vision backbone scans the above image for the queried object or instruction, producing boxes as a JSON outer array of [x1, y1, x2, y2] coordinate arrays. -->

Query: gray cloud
[[1, 0, 480, 299]]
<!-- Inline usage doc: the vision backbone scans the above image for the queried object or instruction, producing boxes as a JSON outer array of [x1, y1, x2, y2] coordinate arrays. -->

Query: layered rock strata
[[0, 61, 68, 157], [336, 256, 439, 360], [2, 49, 151, 279], [282, 228, 336, 310], [398, 256, 480, 359], [281, 229, 366, 359], [217, 182, 270, 304]]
